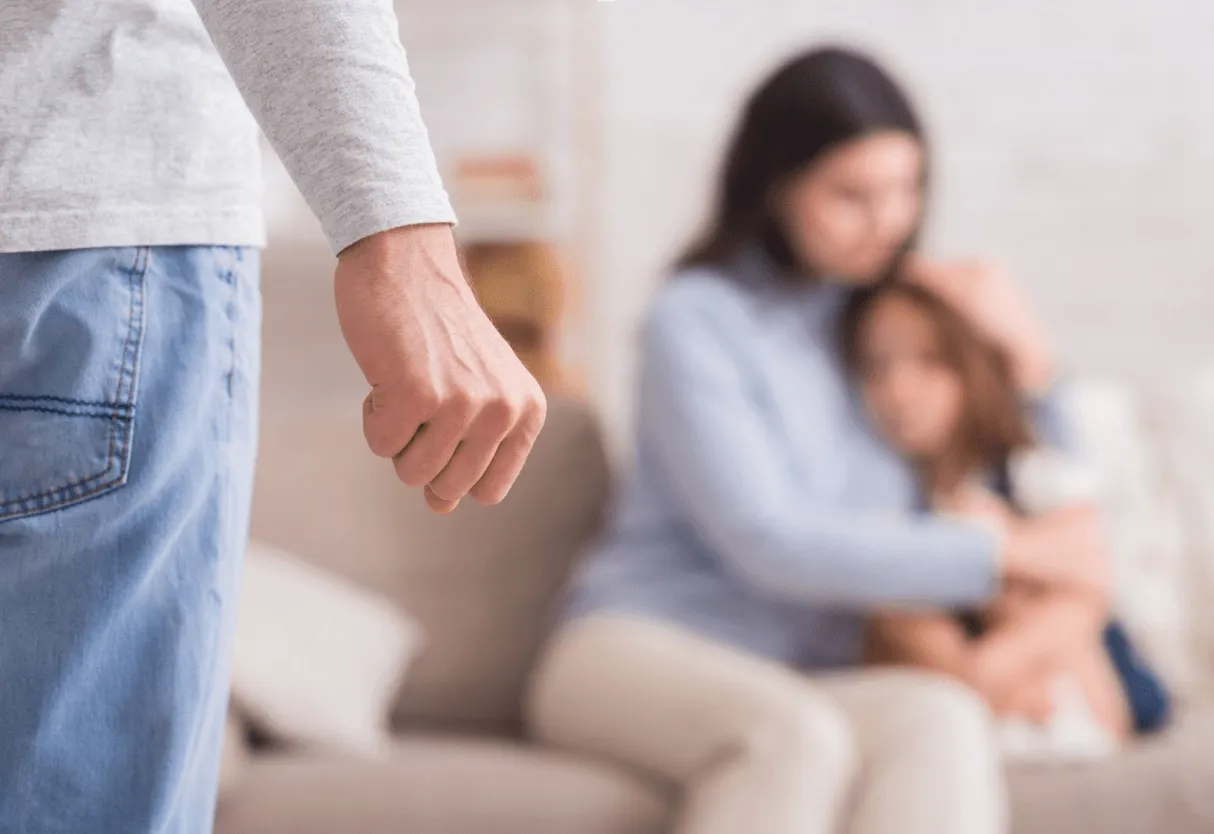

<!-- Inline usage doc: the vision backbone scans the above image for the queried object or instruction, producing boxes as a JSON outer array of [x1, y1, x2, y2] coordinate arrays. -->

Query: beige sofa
[[217, 396, 1214, 834]]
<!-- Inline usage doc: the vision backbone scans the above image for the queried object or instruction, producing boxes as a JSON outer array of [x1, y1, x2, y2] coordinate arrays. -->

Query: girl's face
[[777, 131, 924, 285], [856, 294, 964, 460]]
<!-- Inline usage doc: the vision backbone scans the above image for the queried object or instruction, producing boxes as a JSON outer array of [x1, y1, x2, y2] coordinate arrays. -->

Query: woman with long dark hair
[[527, 47, 1105, 834]]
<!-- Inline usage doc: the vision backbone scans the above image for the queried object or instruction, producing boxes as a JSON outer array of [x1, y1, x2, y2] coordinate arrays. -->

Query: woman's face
[[856, 294, 963, 460], [778, 131, 924, 284]]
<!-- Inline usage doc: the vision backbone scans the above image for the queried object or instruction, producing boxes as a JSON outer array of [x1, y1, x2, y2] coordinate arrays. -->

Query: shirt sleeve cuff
[[944, 514, 1006, 600], [327, 190, 459, 256]]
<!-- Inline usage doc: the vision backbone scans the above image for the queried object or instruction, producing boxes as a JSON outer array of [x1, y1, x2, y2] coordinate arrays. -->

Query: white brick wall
[[589, 0, 1214, 448]]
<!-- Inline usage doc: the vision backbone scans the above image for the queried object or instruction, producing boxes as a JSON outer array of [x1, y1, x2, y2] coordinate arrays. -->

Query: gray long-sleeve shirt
[[0, 0, 455, 254]]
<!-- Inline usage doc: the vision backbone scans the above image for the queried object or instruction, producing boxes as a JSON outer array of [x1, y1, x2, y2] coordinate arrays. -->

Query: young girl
[[841, 280, 1170, 759]]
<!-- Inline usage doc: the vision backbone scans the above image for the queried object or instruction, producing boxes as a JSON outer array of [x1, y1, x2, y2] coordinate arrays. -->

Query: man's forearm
[[192, 0, 456, 253]]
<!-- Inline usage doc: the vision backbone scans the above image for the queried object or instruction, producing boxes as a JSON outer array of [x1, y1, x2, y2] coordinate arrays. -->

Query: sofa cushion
[[1008, 707, 1214, 834], [214, 736, 670, 834], [250, 396, 611, 733], [231, 541, 423, 755]]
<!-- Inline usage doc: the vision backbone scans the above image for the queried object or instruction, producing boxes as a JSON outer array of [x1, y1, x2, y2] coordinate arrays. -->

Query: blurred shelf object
[[396, 0, 604, 395], [452, 154, 547, 203], [448, 152, 557, 243], [464, 240, 584, 399]]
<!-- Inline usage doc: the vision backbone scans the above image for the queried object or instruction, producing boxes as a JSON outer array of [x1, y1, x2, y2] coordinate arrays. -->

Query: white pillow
[[1008, 446, 1100, 515], [1151, 367, 1214, 706], [231, 541, 423, 756], [1066, 380, 1195, 701]]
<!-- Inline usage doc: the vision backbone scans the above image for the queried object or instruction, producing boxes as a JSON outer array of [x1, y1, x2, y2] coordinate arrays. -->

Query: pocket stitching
[[0, 399, 131, 419], [0, 248, 148, 521], [0, 393, 130, 408]]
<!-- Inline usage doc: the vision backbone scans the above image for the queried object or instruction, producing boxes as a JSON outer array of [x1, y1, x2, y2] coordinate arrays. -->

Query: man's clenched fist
[[334, 224, 547, 513]]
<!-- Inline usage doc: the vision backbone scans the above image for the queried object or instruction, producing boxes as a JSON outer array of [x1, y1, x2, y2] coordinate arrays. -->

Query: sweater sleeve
[[639, 287, 1001, 609], [1027, 378, 1079, 453], [191, 0, 456, 254]]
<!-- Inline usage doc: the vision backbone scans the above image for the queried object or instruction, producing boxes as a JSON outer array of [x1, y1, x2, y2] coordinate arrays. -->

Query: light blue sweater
[[566, 249, 1070, 668]]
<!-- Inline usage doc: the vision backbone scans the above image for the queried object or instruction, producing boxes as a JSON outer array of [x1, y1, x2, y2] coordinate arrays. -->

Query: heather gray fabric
[[0, 0, 454, 254]]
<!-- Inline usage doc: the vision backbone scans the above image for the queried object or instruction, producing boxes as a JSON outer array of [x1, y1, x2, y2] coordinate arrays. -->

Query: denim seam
[[0, 403, 123, 419], [0, 248, 148, 521], [0, 393, 131, 409], [220, 253, 236, 398]]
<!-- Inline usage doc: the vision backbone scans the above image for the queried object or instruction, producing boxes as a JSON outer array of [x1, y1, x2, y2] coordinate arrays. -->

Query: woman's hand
[[937, 486, 1107, 600], [1002, 504, 1110, 597], [901, 255, 1055, 395]]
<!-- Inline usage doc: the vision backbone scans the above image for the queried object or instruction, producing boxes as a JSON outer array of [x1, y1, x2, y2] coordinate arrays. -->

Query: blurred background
[[261, 0, 1214, 453], [224, 4, 1214, 832]]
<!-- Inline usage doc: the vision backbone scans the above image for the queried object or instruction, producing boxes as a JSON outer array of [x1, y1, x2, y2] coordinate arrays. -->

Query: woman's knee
[[660, 691, 859, 790], [902, 672, 991, 726], [877, 671, 995, 751], [525, 624, 592, 746], [750, 696, 859, 777], [525, 619, 859, 783]]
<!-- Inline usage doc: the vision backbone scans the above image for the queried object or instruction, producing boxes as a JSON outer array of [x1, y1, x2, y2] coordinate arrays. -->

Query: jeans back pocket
[[0, 248, 148, 522]]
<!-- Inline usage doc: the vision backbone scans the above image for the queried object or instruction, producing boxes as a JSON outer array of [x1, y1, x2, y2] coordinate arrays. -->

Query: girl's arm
[[932, 485, 1111, 713], [970, 581, 1109, 694], [867, 612, 971, 677], [943, 487, 1110, 683], [869, 610, 1055, 721]]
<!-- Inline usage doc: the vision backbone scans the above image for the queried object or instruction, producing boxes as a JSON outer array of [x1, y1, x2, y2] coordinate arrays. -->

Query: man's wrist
[[338, 223, 457, 262]]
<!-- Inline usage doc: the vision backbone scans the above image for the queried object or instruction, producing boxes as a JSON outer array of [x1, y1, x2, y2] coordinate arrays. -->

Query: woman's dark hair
[[678, 46, 926, 276], [839, 282, 1033, 495]]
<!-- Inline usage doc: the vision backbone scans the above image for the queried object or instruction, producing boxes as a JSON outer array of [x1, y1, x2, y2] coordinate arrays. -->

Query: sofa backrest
[[249, 396, 611, 735]]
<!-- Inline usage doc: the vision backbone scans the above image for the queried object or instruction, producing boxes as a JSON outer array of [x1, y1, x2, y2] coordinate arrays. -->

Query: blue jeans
[[0, 247, 261, 834]]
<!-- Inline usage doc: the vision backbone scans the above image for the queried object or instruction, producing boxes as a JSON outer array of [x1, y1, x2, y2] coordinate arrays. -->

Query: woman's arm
[[1026, 382, 1076, 452], [941, 486, 1110, 601], [902, 258, 1080, 453], [639, 282, 1001, 608], [1005, 506, 1110, 595], [901, 258, 1054, 396]]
